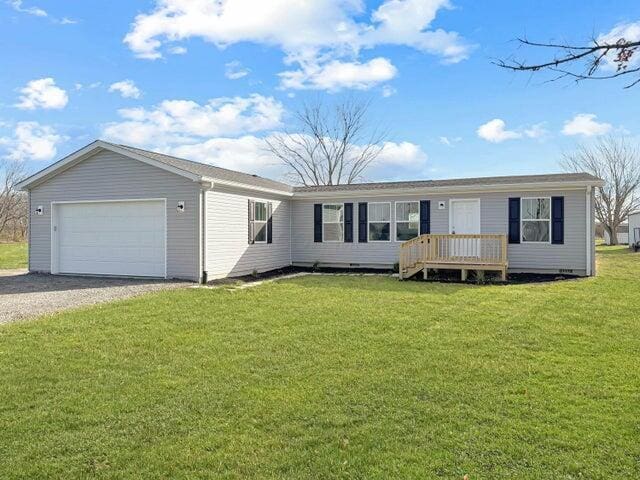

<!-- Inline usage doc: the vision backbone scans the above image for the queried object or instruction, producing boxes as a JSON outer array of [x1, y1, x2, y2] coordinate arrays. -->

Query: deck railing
[[399, 234, 508, 280]]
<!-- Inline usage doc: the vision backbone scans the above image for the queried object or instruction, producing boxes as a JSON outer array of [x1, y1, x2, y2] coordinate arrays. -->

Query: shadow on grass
[[279, 274, 473, 297], [596, 245, 636, 256]]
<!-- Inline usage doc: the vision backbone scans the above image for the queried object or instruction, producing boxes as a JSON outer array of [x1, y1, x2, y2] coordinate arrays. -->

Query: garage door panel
[[56, 200, 166, 277]]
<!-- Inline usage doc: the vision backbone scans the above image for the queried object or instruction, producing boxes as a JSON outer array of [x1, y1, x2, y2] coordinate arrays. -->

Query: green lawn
[[0, 241, 27, 269], [1, 247, 639, 479]]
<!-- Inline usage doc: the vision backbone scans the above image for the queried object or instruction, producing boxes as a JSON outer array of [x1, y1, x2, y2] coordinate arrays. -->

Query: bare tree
[[265, 98, 387, 186], [561, 137, 640, 245], [0, 160, 28, 242], [495, 36, 640, 88]]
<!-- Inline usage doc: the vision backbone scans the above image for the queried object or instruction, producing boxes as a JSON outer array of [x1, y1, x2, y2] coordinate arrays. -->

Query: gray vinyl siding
[[292, 189, 590, 275], [28, 150, 201, 280], [205, 186, 291, 279]]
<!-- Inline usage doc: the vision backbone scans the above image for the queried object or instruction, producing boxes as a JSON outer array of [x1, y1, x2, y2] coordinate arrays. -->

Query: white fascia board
[[16, 140, 202, 190], [291, 180, 603, 200], [209, 178, 294, 197]]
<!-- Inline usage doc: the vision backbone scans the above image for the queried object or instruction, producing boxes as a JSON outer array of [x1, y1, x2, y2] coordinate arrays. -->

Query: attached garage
[[17, 140, 294, 282], [18, 141, 207, 281], [53, 200, 166, 277]]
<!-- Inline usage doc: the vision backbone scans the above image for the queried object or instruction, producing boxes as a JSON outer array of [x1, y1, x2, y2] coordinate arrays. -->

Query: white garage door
[[55, 200, 166, 277]]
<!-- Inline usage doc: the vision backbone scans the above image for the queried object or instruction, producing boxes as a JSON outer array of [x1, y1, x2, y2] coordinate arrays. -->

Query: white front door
[[449, 199, 481, 257], [450, 199, 481, 234], [54, 200, 166, 277]]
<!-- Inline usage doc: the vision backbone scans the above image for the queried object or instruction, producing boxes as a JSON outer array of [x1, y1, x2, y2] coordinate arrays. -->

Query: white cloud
[[108, 80, 142, 99], [597, 21, 640, 71], [168, 46, 187, 55], [524, 122, 547, 139], [9, 0, 47, 17], [0, 121, 63, 161], [9, 1, 78, 24], [225, 61, 250, 80], [381, 85, 396, 97], [279, 57, 397, 91], [439, 136, 461, 146], [102, 94, 284, 147], [364, 0, 472, 64], [169, 135, 279, 174], [562, 113, 612, 137], [477, 119, 521, 143], [100, 92, 425, 179], [15, 77, 68, 110], [163, 136, 427, 180], [374, 141, 427, 167], [123, 0, 472, 90]]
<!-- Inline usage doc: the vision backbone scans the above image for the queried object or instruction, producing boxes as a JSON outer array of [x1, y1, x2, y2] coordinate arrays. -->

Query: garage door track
[[0, 272, 188, 324]]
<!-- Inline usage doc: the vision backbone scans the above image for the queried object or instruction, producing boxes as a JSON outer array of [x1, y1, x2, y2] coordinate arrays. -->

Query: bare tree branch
[[0, 160, 28, 241], [561, 136, 640, 245], [265, 98, 388, 186], [495, 36, 640, 88]]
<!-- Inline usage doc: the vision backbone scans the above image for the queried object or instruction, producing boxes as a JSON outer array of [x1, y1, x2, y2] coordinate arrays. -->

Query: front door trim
[[448, 198, 481, 234]]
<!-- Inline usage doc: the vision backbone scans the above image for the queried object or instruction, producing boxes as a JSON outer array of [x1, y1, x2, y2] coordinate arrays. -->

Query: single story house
[[17, 140, 603, 282], [603, 224, 629, 246]]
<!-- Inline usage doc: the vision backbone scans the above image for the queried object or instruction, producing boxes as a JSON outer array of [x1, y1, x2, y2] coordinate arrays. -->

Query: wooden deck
[[399, 234, 508, 281]]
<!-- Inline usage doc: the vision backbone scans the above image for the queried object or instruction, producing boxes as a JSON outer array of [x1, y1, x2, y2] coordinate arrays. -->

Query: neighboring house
[[17, 140, 603, 281], [629, 213, 640, 250], [603, 224, 629, 246]]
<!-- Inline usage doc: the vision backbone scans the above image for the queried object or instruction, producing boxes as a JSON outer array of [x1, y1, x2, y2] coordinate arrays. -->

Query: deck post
[[423, 266, 428, 280], [501, 267, 507, 282], [461, 269, 468, 282]]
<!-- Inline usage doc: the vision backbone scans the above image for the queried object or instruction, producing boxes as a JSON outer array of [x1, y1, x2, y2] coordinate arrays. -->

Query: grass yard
[[0, 242, 27, 269], [1, 246, 639, 479]]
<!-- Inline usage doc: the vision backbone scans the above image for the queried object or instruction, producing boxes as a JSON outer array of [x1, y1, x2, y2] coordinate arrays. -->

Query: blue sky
[[1, 0, 639, 183]]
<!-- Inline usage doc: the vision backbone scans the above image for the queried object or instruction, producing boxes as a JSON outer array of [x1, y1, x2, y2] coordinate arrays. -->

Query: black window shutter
[[344, 203, 353, 243], [552, 196, 564, 244], [419, 200, 430, 235], [267, 202, 273, 244], [248, 199, 255, 244], [314, 204, 322, 242], [358, 202, 368, 243], [508, 197, 520, 244]]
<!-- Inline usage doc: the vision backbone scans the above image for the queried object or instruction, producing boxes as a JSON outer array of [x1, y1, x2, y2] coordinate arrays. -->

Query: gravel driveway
[[0, 271, 189, 324]]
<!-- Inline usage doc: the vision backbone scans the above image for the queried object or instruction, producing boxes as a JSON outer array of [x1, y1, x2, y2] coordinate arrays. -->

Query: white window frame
[[521, 196, 551, 244], [322, 203, 344, 242], [394, 201, 420, 242], [368, 202, 392, 242], [252, 200, 268, 244]]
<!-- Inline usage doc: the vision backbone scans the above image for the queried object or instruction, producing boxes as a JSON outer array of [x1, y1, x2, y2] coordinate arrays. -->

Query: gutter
[[292, 180, 605, 200]]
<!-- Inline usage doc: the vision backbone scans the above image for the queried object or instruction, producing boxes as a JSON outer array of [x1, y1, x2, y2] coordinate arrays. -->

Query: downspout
[[199, 186, 207, 284], [586, 186, 592, 276], [27, 190, 31, 272]]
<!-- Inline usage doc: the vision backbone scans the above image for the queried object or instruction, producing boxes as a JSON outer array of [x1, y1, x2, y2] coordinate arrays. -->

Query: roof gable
[[16, 140, 293, 194], [16, 141, 203, 190]]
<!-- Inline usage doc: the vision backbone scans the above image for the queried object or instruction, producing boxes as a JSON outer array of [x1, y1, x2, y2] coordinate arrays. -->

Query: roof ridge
[[114, 142, 291, 188]]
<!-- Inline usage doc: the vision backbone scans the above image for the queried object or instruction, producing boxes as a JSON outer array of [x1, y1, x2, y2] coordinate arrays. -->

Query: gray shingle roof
[[111, 143, 293, 193], [108, 142, 601, 194], [292, 172, 602, 193]]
